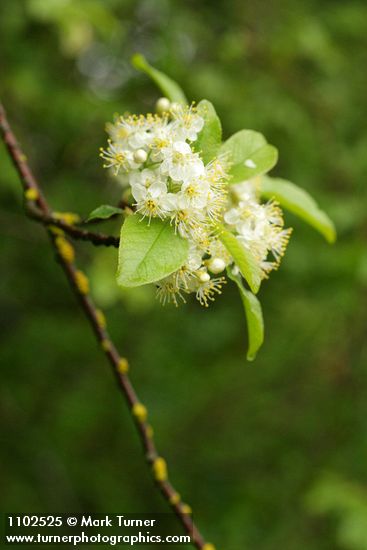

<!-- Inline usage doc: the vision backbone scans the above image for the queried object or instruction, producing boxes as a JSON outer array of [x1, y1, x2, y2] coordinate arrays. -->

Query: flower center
[[146, 199, 157, 213]]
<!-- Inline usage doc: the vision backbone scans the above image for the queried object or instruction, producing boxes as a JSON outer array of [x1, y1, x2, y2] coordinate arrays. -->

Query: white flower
[[224, 207, 242, 226], [228, 199, 291, 277], [149, 125, 173, 162], [189, 225, 212, 252], [130, 168, 165, 199], [186, 245, 204, 271], [205, 188, 226, 223], [107, 114, 171, 154], [171, 104, 204, 142], [166, 193, 204, 238], [99, 141, 138, 175], [180, 178, 210, 209], [160, 141, 205, 182], [105, 120, 131, 144], [208, 239, 232, 265], [156, 276, 187, 307], [231, 179, 259, 202], [131, 169, 171, 221], [193, 275, 226, 307], [107, 116, 145, 148], [128, 129, 151, 150]]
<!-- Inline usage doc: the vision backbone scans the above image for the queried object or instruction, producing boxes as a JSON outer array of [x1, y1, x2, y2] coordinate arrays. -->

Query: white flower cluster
[[101, 101, 291, 306], [225, 181, 292, 278]]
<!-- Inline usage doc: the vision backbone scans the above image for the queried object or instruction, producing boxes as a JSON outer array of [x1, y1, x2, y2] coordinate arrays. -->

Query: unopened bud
[[152, 457, 168, 481], [207, 257, 226, 274], [198, 270, 210, 283], [156, 97, 171, 114], [133, 149, 148, 164]]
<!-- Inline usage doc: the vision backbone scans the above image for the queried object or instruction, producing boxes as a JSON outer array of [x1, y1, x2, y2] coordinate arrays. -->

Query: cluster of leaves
[[91, 55, 335, 360]]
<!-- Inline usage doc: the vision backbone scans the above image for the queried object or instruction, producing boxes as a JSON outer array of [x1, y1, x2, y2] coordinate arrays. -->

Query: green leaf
[[217, 225, 262, 293], [86, 205, 124, 222], [131, 53, 187, 104], [194, 99, 222, 164], [260, 176, 336, 243], [219, 129, 278, 182], [117, 215, 189, 287], [227, 268, 264, 361]]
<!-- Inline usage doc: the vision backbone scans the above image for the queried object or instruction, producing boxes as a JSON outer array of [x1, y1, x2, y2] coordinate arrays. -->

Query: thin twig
[[0, 102, 213, 550], [26, 202, 120, 247]]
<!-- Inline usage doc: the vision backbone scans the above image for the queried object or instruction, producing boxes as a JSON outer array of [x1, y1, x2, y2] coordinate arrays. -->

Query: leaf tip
[[249, 279, 261, 295], [326, 225, 337, 244], [131, 53, 147, 71]]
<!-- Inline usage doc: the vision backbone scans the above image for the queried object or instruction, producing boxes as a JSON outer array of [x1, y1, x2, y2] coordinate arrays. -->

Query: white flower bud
[[156, 97, 171, 114], [207, 257, 226, 274], [198, 270, 210, 283], [133, 149, 148, 164]]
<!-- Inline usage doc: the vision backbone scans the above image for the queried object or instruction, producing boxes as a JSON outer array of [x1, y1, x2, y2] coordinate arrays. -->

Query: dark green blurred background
[[1, 1, 367, 549]]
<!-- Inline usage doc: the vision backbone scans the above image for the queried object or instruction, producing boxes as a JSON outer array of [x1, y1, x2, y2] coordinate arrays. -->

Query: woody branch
[[0, 101, 213, 550]]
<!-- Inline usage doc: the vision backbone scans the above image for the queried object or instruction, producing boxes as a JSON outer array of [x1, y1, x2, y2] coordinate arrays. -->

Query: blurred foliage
[[306, 474, 367, 550], [1, 0, 367, 549]]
